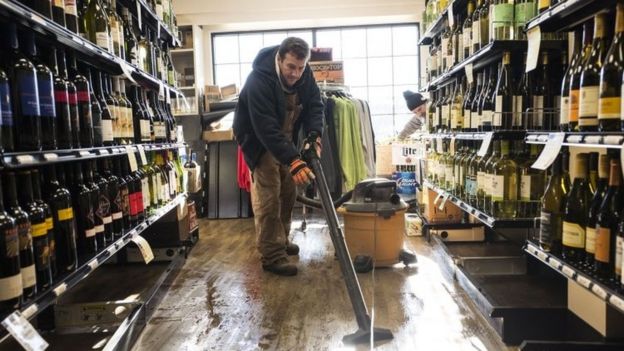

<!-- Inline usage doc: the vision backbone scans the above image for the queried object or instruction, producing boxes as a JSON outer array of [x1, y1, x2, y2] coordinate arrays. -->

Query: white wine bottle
[[562, 153, 591, 264], [491, 140, 518, 218], [539, 156, 567, 254]]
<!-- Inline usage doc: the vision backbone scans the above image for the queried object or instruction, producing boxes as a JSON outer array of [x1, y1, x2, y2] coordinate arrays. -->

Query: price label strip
[[16, 155, 35, 165], [526, 26, 541, 73], [131, 234, 154, 264], [119, 60, 138, 84], [125, 146, 139, 172], [562, 266, 575, 278], [477, 132, 494, 157], [43, 153, 58, 161], [591, 284, 608, 300], [532, 133, 565, 170], [576, 275, 591, 289], [137, 145, 148, 166], [1, 311, 49, 351]]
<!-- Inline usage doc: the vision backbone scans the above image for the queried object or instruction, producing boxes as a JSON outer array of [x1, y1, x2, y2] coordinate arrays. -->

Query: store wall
[[172, 0, 428, 88]]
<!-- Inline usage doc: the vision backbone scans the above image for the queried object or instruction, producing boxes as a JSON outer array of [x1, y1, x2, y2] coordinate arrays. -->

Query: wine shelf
[[1, 143, 185, 169], [0, 0, 182, 97], [0, 193, 188, 341], [119, 0, 180, 47], [423, 180, 539, 229], [424, 131, 527, 141], [419, 0, 468, 45], [525, 241, 624, 315], [526, 0, 618, 33], [426, 40, 566, 90], [526, 132, 624, 149]]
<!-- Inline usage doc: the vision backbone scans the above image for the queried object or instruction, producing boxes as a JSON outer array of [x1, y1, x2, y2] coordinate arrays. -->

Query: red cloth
[[237, 146, 251, 192]]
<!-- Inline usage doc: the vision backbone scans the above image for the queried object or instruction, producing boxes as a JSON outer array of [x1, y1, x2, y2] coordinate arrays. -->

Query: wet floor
[[132, 213, 514, 351]]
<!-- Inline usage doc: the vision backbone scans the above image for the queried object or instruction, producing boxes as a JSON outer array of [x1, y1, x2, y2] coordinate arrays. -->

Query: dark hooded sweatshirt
[[233, 45, 324, 170]]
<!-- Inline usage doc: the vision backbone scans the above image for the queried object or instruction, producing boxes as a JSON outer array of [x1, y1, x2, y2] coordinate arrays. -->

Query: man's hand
[[303, 132, 322, 158], [289, 158, 315, 185]]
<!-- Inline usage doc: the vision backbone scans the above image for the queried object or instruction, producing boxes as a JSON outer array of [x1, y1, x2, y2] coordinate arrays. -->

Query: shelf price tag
[[465, 63, 474, 84], [450, 137, 456, 155], [43, 153, 58, 161], [136, 1, 142, 30], [159, 82, 165, 99], [124, 146, 138, 172], [137, 145, 148, 165], [562, 266, 575, 278], [53, 283, 68, 297], [131, 234, 154, 264], [591, 284, 608, 300], [531, 132, 565, 170], [30, 13, 46, 26], [22, 305, 38, 320], [576, 275, 591, 289], [98, 149, 110, 156], [609, 295, 624, 312], [16, 155, 35, 165], [526, 26, 541, 73], [119, 60, 138, 84], [1, 311, 49, 351], [438, 193, 450, 211], [548, 257, 562, 269], [88, 260, 98, 270], [78, 150, 91, 157], [536, 250, 548, 262], [477, 132, 494, 157]]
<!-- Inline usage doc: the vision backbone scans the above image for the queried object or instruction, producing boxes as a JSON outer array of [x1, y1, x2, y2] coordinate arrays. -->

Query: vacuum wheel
[[353, 255, 374, 273], [399, 249, 417, 266]]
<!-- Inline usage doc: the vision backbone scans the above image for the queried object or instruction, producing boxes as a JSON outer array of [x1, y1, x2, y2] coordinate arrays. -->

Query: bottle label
[[520, 175, 532, 201], [76, 90, 89, 103], [96, 32, 111, 51], [595, 226, 611, 263], [598, 97, 620, 120], [472, 20, 480, 47], [515, 2, 537, 25], [616, 235, 623, 276], [463, 109, 471, 128], [121, 187, 130, 215], [142, 179, 150, 210], [38, 78, 56, 118], [445, 166, 453, 186], [111, 27, 120, 49], [31, 222, 47, 238], [17, 222, 32, 251], [539, 210, 560, 244], [112, 211, 122, 220], [53, 0, 64, 8], [68, 92, 77, 105], [441, 105, 449, 125], [562, 221, 586, 248], [33, 236, 50, 270], [463, 29, 472, 54], [560, 95, 569, 124], [533, 95, 544, 127], [480, 17, 489, 45], [0, 82, 14, 126], [18, 72, 40, 117], [0, 273, 22, 301], [482, 110, 493, 126], [570, 89, 580, 123], [95, 224, 104, 234], [494, 96, 503, 126], [101, 119, 114, 142], [579, 85, 599, 124], [64, 0, 77, 16], [129, 192, 138, 216], [45, 217, 53, 231], [451, 107, 460, 129], [96, 193, 111, 221], [491, 175, 505, 201], [156, 4, 164, 20], [4, 227, 18, 258], [57, 207, 74, 221], [492, 3, 514, 29], [85, 227, 95, 238], [54, 90, 68, 103], [477, 171, 485, 192], [21, 264, 36, 288], [538, 0, 551, 9], [586, 226, 596, 254], [512, 95, 523, 127]]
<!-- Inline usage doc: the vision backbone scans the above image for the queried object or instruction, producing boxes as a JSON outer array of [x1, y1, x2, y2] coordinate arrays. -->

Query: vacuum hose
[[296, 189, 353, 209]]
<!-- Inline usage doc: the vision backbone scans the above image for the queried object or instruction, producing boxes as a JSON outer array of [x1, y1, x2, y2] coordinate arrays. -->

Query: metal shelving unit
[[424, 130, 527, 141], [118, 0, 180, 47], [526, 0, 618, 33], [423, 180, 539, 229], [0, 0, 182, 97], [419, 0, 467, 45], [0, 193, 187, 341]]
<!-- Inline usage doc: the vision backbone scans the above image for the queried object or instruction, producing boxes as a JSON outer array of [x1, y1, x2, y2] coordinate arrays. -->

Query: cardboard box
[[202, 129, 234, 142], [310, 61, 344, 84], [220, 84, 239, 98], [423, 187, 462, 223]]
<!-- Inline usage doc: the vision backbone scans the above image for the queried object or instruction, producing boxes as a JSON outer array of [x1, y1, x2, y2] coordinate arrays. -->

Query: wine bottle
[[105, 0, 123, 59], [538, 0, 550, 13], [519, 144, 545, 218], [480, 66, 495, 131], [472, 0, 484, 53], [494, 51, 513, 130], [122, 6, 138, 66], [121, 157, 138, 227], [599, 1, 624, 131], [85, 0, 111, 52], [31, 169, 56, 278], [616, 215, 624, 285], [483, 139, 501, 214], [120, 80, 134, 144], [531, 51, 549, 131], [18, 170, 52, 291], [85, 67, 102, 147], [4, 171, 36, 299], [69, 53, 92, 148], [561, 29, 582, 132], [594, 158, 624, 281], [561, 149, 572, 193], [569, 21, 594, 132], [101, 158, 122, 237], [112, 77, 124, 144], [27, 41, 56, 151], [44, 165, 77, 274], [539, 156, 566, 254], [83, 162, 104, 249], [463, 1, 476, 61], [142, 89, 156, 142], [491, 140, 518, 218], [478, 0, 490, 49], [58, 49, 80, 148], [441, 85, 450, 131], [514, 0, 537, 41], [451, 79, 464, 132], [92, 160, 113, 244], [562, 153, 591, 264], [0, 174, 20, 315], [515, 54, 531, 129], [588, 152, 599, 194], [70, 163, 96, 254], [48, 48, 71, 149], [0, 68, 15, 152], [64, 0, 78, 34], [113, 157, 131, 230], [94, 71, 114, 146], [490, 0, 514, 41], [52, 0, 65, 28], [579, 14, 610, 131], [585, 154, 609, 267]]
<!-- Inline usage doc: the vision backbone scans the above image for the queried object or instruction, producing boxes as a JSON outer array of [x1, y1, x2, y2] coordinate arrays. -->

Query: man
[[398, 90, 427, 139], [233, 37, 324, 276]]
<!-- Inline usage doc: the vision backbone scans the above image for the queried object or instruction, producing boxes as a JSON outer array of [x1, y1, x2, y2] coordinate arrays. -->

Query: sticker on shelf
[[30, 13, 46, 26], [43, 153, 58, 161], [98, 149, 110, 155], [477, 132, 494, 157], [584, 135, 601, 145], [576, 275, 591, 289], [531, 132, 565, 170], [53, 283, 68, 297], [1, 311, 49, 351], [88, 260, 98, 270], [78, 150, 91, 157], [548, 257, 562, 269], [604, 135, 624, 145], [526, 26, 541, 72], [562, 266, 575, 278], [448, 4, 455, 27], [609, 295, 624, 312], [131, 234, 154, 264], [16, 155, 35, 164], [119, 60, 138, 84], [137, 145, 148, 165], [124, 146, 138, 172], [591, 284, 608, 300], [465, 63, 474, 84], [536, 250, 548, 262], [21, 304, 38, 320]]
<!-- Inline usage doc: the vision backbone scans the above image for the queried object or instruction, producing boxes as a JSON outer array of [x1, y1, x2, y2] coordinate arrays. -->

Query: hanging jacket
[[233, 45, 325, 170]]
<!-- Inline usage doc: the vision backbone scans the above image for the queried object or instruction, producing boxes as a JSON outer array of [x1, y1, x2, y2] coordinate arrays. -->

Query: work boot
[[286, 243, 300, 256], [262, 258, 298, 276]]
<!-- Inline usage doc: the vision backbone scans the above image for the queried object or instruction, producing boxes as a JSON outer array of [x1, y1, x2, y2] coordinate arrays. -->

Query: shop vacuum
[[297, 144, 416, 344]]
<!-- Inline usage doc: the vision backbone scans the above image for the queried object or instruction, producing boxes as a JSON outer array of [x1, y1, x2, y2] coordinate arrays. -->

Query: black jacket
[[233, 46, 324, 170]]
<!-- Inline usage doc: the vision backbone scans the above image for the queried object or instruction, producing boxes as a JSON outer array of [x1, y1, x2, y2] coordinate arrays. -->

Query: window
[[212, 24, 420, 139]]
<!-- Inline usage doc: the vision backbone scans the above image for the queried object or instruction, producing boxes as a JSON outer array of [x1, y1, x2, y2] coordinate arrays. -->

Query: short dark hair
[[278, 37, 310, 61]]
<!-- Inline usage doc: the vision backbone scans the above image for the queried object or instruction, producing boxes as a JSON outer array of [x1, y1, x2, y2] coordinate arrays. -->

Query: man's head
[[277, 37, 310, 87], [403, 90, 427, 117]]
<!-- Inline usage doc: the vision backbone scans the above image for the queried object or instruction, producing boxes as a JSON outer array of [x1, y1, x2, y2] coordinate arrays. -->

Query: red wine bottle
[[101, 158, 122, 238], [58, 49, 79, 148], [14, 28, 42, 151], [28, 41, 57, 151], [31, 169, 57, 278], [92, 160, 113, 244], [0, 68, 15, 152], [69, 163, 96, 254], [48, 48, 71, 149], [0, 175, 21, 315], [83, 162, 104, 249]]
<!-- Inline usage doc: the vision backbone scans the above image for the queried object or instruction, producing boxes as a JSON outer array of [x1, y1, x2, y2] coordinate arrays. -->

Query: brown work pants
[[251, 152, 297, 265]]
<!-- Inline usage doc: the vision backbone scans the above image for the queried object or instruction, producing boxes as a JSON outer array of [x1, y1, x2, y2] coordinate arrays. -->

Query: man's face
[[412, 104, 426, 117], [278, 52, 307, 87]]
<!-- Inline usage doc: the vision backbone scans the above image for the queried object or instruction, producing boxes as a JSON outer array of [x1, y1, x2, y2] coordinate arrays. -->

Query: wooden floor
[[132, 213, 514, 351]]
